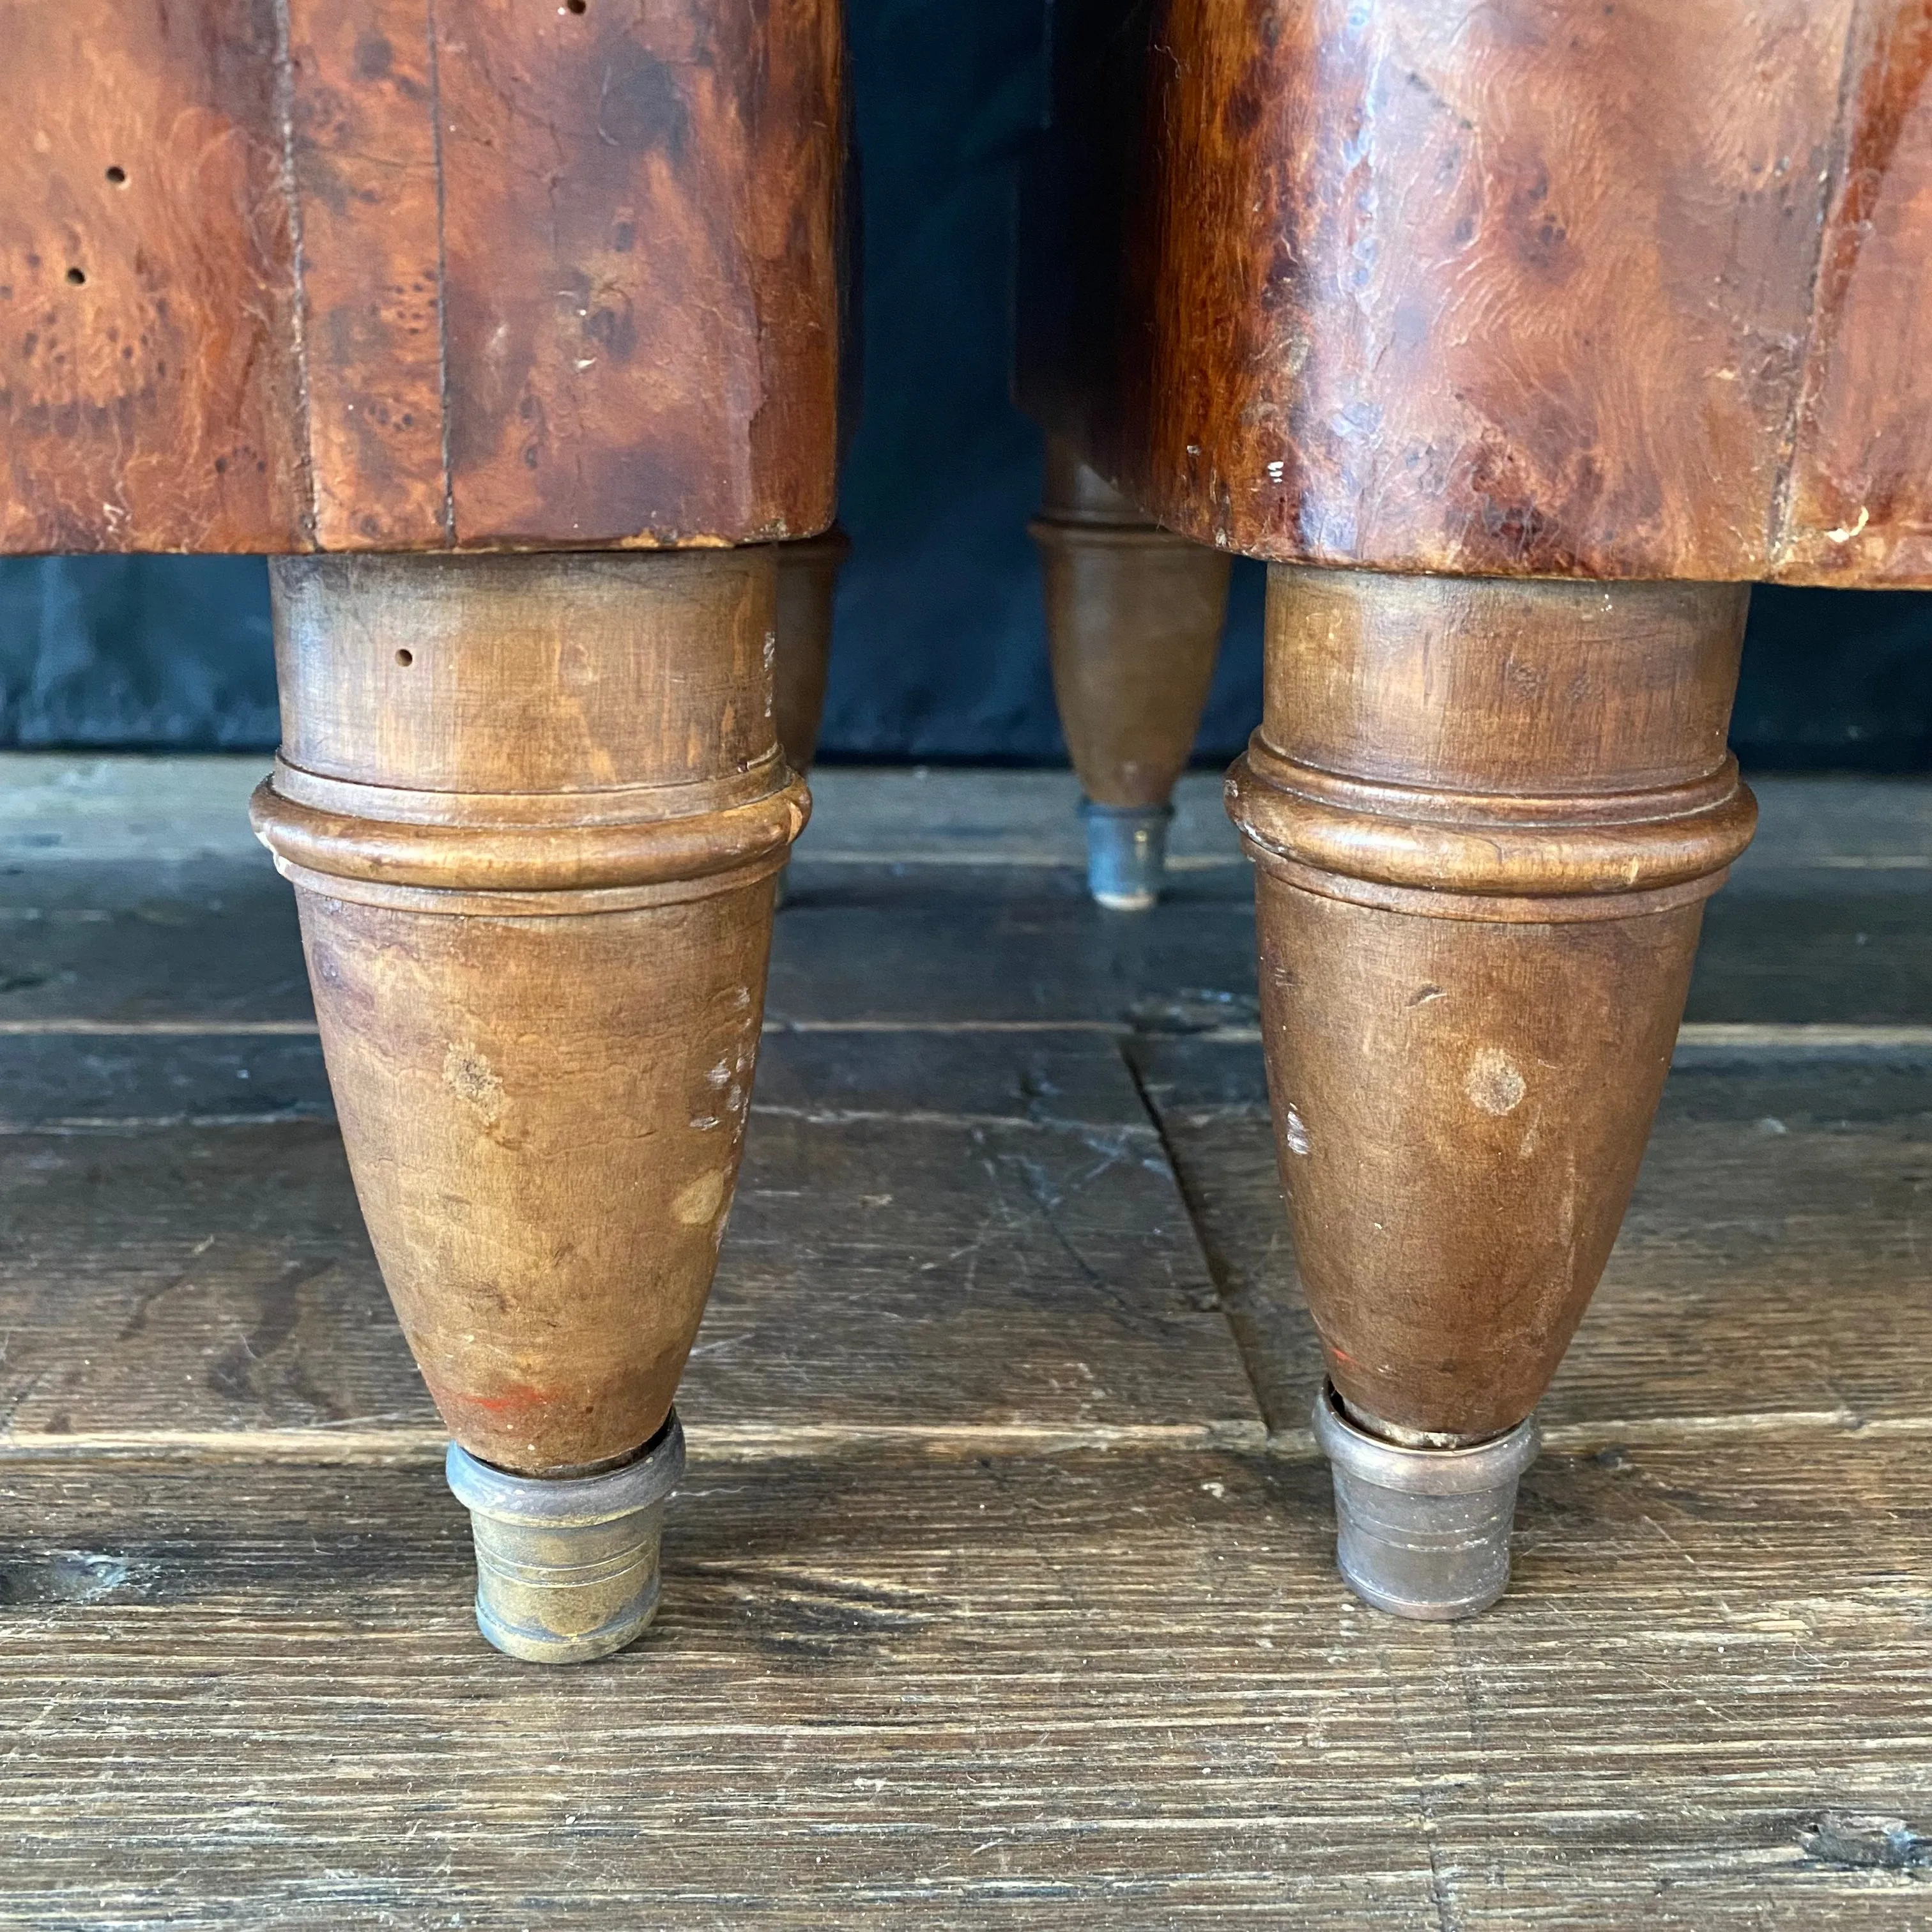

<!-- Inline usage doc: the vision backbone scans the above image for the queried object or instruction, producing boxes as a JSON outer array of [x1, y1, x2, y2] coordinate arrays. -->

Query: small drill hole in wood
[[395, 648, 414, 667], [105, 165, 127, 185], [65, 267, 86, 286], [564, 0, 586, 13]]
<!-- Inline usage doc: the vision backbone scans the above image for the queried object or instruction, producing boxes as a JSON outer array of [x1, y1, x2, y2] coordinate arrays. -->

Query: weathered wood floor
[[3, 758, 1930, 1928]]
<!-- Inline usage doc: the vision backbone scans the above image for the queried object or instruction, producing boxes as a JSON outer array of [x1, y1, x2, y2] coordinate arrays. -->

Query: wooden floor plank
[[3, 758, 1929, 1927], [0, 1022, 1162, 1137], [0, 1031, 332, 1130], [5, 861, 1928, 1032], [0, 754, 266, 865], [5, 769, 1929, 1032], [0, 1031, 1259, 1453], [770, 866, 1255, 1027], [8, 1018, 1930, 1455], [1691, 877, 1932, 1026], [1133, 1036, 1932, 1439], [0, 859, 312, 1025], [2, 1438, 1928, 1928], [3, 755, 1926, 871], [788, 767, 1246, 870]]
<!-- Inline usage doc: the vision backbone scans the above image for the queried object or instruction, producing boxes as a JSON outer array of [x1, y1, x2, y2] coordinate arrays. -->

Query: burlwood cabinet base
[[1228, 565, 1757, 1616], [1031, 440, 1230, 909], [252, 549, 807, 1662]]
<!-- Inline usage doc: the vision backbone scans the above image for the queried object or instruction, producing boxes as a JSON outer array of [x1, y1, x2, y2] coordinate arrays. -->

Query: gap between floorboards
[[7, 1408, 1929, 1471]]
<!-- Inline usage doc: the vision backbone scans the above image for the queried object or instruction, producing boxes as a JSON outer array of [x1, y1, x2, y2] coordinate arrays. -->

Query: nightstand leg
[[1032, 439, 1230, 909], [252, 549, 807, 1661], [1227, 565, 1757, 1616]]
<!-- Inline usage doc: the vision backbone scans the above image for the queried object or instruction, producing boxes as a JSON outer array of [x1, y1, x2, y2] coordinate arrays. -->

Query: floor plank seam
[[0, 1418, 1275, 1469], [1116, 1036, 1292, 1435], [5, 1409, 1929, 1472], [746, 1104, 1163, 1137]]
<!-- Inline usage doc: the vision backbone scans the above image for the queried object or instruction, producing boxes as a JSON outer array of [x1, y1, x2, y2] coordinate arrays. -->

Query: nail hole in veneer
[[105, 165, 127, 185], [66, 267, 86, 286], [395, 648, 414, 667]]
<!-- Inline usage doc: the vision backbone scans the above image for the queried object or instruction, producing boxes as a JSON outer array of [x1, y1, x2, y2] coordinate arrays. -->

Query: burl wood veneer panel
[[0, 0, 843, 553], [1024, 0, 1932, 585], [1782, 0, 1932, 584], [0, 0, 306, 552]]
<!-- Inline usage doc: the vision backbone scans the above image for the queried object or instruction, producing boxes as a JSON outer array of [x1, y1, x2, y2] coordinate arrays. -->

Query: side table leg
[[252, 550, 807, 1662], [1227, 565, 1756, 1617], [1031, 438, 1230, 909], [769, 526, 848, 905], [772, 526, 851, 779]]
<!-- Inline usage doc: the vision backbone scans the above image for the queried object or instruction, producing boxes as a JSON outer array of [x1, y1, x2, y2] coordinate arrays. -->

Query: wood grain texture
[[17, 756, 1927, 877], [0, 0, 305, 551], [1022, 0, 1932, 584], [0, 860, 313, 1027], [1228, 567, 1756, 1439], [1783, 0, 1932, 583], [3, 760, 1931, 1919], [284, 0, 449, 549], [0, 1031, 332, 1132], [0, 1030, 1255, 1452], [9, 837, 1932, 1038], [1137, 1033, 1932, 1442], [434, 0, 841, 549], [0, 0, 843, 553], [767, 869, 1258, 1029], [251, 552, 808, 1473], [3, 1441, 1930, 1926], [8, 1030, 1931, 1457]]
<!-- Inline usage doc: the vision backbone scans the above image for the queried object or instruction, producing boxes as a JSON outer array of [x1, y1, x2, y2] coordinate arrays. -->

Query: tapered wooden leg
[[768, 526, 848, 907], [1031, 438, 1230, 909], [1227, 565, 1757, 1618], [772, 526, 851, 778], [251, 550, 806, 1662]]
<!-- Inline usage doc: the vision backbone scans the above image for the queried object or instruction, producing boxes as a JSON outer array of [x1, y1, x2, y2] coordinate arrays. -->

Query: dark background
[[3, 1, 1929, 770]]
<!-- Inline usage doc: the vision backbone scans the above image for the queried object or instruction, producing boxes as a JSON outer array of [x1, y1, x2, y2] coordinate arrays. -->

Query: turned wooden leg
[[1031, 438, 1230, 909], [772, 526, 851, 778], [1227, 566, 1756, 1618], [250, 551, 806, 1662], [768, 526, 848, 907]]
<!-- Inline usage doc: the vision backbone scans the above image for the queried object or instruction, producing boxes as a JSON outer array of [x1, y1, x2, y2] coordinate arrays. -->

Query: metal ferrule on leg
[[1312, 1385, 1539, 1620], [447, 1413, 686, 1664], [1082, 800, 1172, 910]]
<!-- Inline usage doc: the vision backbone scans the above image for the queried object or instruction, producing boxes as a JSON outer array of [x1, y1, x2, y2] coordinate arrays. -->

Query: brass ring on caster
[[445, 1413, 686, 1664]]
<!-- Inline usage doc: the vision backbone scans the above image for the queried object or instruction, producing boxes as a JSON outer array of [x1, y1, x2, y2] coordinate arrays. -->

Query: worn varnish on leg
[[1227, 567, 1756, 1614], [251, 551, 806, 1657], [1031, 438, 1230, 909]]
